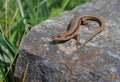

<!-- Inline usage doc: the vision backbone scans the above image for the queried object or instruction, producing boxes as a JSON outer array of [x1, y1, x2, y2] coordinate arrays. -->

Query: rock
[[14, 0, 120, 82]]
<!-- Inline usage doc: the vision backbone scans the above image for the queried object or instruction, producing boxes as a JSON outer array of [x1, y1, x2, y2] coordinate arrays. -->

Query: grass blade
[[0, 34, 17, 57], [0, 62, 8, 82]]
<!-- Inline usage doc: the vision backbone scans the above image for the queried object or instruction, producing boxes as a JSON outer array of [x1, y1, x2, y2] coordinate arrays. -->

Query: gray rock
[[14, 0, 120, 82]]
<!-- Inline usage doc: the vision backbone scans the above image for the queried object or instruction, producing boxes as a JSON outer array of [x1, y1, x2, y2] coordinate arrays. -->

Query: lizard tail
[[78, 25, 105, 50]]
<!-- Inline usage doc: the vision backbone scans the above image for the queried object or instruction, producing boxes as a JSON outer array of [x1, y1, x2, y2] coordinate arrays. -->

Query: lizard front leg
[[74, 34, 81, 48], [82, 18, 91, 29]]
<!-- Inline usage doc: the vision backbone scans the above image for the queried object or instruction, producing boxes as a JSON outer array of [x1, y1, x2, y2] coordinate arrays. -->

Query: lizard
[[52, 15, 105, 50]]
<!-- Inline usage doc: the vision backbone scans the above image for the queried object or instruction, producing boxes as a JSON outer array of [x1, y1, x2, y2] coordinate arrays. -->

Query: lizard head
[[52, 34, 66, 41], [52, 34, 61, 40]]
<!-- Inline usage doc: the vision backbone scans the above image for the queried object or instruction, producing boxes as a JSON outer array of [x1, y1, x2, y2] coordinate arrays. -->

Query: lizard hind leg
[[82, 19, 91, 29], [74, 34, 81, 48]]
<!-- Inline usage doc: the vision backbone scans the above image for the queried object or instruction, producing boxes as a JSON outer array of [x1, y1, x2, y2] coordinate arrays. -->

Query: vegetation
[[0, 0, 91, 82]]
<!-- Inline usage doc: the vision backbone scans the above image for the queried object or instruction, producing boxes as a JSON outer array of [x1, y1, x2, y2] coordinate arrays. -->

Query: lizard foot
[[74, 41, 81, 48]]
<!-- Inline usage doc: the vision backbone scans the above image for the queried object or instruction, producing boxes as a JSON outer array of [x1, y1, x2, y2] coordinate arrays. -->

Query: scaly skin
[[52, 15, 105, 50]]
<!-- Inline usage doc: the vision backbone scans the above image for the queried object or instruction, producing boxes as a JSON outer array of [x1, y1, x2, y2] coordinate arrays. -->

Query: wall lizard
[[52, 15, 105, 50]]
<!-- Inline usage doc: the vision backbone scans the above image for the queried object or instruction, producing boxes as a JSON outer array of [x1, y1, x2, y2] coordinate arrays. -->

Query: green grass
[[0, 0, 91, 82]]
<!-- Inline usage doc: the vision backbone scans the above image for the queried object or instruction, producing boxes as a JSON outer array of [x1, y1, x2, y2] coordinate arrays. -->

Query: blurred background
[[0, 0, 91, 82]]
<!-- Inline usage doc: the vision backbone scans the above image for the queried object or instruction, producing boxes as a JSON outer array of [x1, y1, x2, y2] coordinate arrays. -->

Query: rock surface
[[15, 0, 120, 82]]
